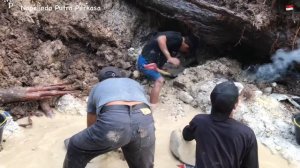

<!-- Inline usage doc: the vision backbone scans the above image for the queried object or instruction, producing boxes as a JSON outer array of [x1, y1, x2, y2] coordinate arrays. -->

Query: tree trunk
[[127, 0, 276, 63]]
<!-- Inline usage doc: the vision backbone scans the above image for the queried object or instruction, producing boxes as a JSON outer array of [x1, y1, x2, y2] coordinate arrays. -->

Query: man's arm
[[86, 86, 97, 127], [157, 35, 180, 66], [87, 112, 97, 127], [241, 135, 259, 168]]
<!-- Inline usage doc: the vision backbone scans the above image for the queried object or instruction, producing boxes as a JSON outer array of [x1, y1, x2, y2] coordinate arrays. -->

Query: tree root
[[0, 83, 79, 118]]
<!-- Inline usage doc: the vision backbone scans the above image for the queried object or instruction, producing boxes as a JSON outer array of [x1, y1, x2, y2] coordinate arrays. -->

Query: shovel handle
[[144, 63, 177, 78], [157, 69, 171, 76]]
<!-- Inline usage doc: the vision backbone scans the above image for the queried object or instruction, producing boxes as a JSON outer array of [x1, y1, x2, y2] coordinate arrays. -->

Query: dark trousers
[[63, 105, 155, 168]]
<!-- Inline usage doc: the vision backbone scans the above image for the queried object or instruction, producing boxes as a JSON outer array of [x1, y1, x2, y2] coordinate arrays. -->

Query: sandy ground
[[0, 103, 298, 168]]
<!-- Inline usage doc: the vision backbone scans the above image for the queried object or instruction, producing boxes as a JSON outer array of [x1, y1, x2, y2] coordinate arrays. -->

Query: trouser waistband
[[100, 103, 150, 113]]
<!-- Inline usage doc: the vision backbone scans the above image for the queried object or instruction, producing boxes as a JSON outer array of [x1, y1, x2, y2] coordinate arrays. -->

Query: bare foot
[[150, 103, 158, 111]]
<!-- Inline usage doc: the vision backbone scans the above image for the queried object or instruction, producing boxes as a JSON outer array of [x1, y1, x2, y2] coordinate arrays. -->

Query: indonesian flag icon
[[286, 4, 294, 11]]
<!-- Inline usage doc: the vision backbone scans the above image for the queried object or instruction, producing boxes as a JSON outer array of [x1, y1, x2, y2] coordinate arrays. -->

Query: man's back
[[183, 114, 258, 168], [87, 78, 150, 114], [141, 31, 182, 68]]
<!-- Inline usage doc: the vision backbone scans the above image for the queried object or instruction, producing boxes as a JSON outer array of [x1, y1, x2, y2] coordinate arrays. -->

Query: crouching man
[[182, 81, 259, 168], [63, 66, 155, 168]]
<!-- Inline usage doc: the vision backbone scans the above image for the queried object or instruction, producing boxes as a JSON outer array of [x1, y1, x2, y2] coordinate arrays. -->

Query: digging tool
[[144, 63, 178, 78], [270, 93, 300, 110]]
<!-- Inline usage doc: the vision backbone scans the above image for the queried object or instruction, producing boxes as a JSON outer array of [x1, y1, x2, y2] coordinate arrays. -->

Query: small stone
[[275, 145, 282, 151], [178, 91, 194, 104], [133, 70, 140, 78], [271, 82, 277, 87], [253, 90, 263, 97], [263, 87, 272, 95], [127, 47, 136, 57], [105, 54, 114, 62]]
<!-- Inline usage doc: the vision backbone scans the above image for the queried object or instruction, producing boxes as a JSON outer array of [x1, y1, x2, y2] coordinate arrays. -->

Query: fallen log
[[0, 83, 77, 118], [127, 0, 276, 63], [0, 83, 74, 105]]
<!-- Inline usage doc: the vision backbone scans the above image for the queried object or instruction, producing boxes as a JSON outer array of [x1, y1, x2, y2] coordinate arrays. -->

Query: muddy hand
[[167, 57, 180, 67]]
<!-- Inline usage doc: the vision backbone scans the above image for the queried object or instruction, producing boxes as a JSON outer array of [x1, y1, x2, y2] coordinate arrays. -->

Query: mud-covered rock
[[33, 40, 69, 70], [170, 129, 196, 166], [56, 94, 87, 116], [178, 91, 194, 104]]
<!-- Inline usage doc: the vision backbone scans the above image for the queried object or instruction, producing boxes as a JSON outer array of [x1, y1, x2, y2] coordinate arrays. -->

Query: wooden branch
[[234, 26, 246, 47], [292, 25, 300, 50]]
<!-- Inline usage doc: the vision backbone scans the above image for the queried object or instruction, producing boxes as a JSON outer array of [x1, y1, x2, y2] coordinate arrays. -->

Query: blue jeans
[[63, 105, 155, 168]]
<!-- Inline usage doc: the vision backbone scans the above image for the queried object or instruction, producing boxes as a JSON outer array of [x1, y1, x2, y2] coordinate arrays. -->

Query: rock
[[33, 40, 69, 69], [173, 81, 186, 90], [194, 93, 211, 112], [178, 91, 194, 104], [105, 54, 114, 62], [56, 94, 87, 116], [253, 90, 263, 97], [122, 70, 132, 78], [119, 60, 132, 69], [132, 70, 140, 78], [263, 87, 272, 95], [127, 47, 137, 57], [169, 129, 196, 166]]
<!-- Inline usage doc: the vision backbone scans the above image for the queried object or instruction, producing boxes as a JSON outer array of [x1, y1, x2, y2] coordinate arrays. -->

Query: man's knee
[[154, 78, 164, 87]]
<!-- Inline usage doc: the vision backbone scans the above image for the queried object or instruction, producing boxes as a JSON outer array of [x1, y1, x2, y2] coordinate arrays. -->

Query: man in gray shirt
[[63, 66, 155, 168]]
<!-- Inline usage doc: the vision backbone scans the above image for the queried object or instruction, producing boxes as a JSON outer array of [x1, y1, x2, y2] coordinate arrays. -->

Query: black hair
[[210, 81, 239, 116], [184, 35, 197, 51]]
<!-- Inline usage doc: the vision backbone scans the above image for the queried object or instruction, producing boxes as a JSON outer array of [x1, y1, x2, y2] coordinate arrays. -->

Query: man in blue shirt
[[63, 66, 155, 168], [137, 31, 193, 106]]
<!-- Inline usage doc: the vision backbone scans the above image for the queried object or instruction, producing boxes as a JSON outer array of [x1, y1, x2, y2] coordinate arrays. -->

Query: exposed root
[[39, 99, 55, 118], [234, 26, 246, 47], [292, 25, 300, 50]]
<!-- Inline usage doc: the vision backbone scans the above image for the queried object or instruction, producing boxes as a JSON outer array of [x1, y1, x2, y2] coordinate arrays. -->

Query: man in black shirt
[[182, 81, 259, 168], [137, 31, 193, 106]]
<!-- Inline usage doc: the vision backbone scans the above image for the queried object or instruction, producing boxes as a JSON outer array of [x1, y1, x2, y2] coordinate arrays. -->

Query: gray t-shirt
[[87, 78, 150, 114]]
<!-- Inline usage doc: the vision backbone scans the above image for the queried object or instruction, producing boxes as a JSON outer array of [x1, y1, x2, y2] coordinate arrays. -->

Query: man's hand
[[87, 113, 97, 127], [167, 57, 180, 66]]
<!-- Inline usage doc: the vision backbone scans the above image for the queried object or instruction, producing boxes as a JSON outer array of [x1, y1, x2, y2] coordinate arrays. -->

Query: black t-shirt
[[183, 114, 259, 168], [141, 31, 183, 68]]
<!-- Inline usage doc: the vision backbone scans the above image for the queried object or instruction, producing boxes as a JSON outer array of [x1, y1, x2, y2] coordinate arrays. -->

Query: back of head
[[98, 66, 122, 82], [210, 81, 239, 121]]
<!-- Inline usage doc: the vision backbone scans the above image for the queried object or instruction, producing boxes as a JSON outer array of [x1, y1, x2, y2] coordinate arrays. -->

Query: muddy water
[[0, 105, 297, 168]]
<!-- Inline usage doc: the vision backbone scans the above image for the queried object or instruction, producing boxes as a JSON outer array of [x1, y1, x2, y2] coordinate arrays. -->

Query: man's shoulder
[[232, 119, 256, 137], [193, 114, 211, 122]]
